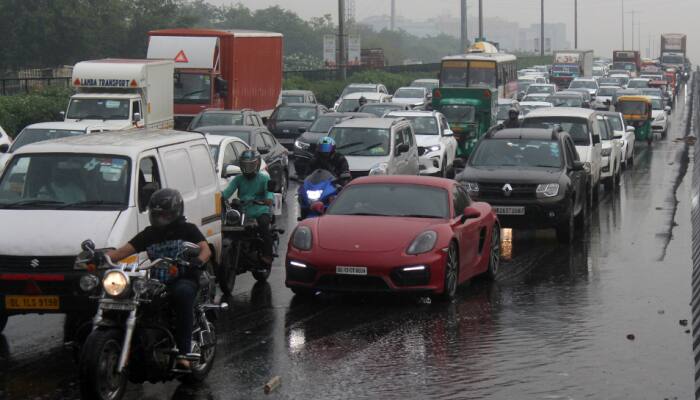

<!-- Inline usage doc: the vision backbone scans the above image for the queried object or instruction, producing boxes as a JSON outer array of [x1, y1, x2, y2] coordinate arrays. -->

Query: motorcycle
[[297, 169, 341, 220], [75, 239, 226, 400], [219, 199, 284, 296]]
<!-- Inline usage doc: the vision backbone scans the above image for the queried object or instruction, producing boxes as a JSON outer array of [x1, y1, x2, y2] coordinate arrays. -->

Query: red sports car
[[285, 175, 501, 299]]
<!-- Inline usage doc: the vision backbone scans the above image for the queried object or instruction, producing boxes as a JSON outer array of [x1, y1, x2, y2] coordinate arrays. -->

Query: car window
[[597, 117, 611, 140], [263, 133, 278, 148], [188, 144, 216, 189], [161, 148, 196, 196], [254, 132, 265, 149], [522, 117, 591, 146], [394, 127, 405, 153], [452, 185, 470, 217], [138, 156, 161, 212], [404, 127, 414, 147], [233, 141, 249, 156], [222, 143, 237, 166], [563, 138, 578, 168]]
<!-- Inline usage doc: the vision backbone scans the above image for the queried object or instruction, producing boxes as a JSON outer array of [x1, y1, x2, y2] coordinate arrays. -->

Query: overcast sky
[[209, 0, 699, 62]]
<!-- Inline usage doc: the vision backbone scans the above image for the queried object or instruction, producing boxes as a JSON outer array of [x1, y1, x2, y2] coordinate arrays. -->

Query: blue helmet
[[317, 137, 336, 154]]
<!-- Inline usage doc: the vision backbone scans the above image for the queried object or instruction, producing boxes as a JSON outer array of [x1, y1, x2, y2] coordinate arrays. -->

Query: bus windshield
[[469, 62, 496, 87], [440, 61, 468, 87]]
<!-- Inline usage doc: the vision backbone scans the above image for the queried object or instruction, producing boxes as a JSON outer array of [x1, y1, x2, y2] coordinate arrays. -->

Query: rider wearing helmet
[[503, 107, 521, 129], [105, 188, 211, 371], [221, 150, 274, 265], [354, 96, 368, 112], [308, 136, 351, 185]]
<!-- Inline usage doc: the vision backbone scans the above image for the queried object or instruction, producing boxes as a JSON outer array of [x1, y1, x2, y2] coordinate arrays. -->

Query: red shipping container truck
[[147, 29, 283, 129]]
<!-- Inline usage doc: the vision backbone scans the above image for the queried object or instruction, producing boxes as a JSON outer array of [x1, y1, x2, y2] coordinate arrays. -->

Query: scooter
[[297, 169, 340, 220]]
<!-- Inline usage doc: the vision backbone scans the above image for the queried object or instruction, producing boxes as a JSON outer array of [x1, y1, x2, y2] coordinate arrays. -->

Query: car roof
[[519, 101, 553, 106], [342, 92, 387, 100], [204, 134, 249, 146], [319, 112, 375, 118], [281, 90, 313, 95], [598, 85, 621, 89], [488, 128, 560, 141], [348, 175, 454, 190], [572, 77, 596, 81], [334, 117, 399, 129], [412, 78, 438, 83], [14, 129, 205, 158], [195, 125, 265, 134], [599, 111, 623, 118], [23, 121, 105, 130], [529, 83, 555, 87], [553, 91, 585, 98], [497, 99, 517, 105], [278, 103, 318, 108], [347, 83, 380, 88], [385, 110, 440, 118], [199, 109, 243, 114], [524, 107, 596, 119]]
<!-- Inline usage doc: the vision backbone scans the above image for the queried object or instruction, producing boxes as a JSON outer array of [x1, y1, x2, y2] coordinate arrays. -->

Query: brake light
[[433, 89, 441, 99]]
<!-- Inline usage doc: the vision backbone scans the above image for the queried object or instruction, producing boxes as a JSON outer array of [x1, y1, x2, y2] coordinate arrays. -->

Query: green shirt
[[222, 174, 273, 219]]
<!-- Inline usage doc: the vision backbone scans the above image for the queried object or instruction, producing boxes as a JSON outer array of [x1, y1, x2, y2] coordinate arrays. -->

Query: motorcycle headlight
[[306, 189, 323, 201], [407, 230, 438, 255], [601, 148, 612, 157], [79, 274, 99, 292], [369, 162, 389, 175], [536, 183, 560, 198], [463, 182, 479, 193], [292, 226, 313, 250], [102, 270, 129, 297]]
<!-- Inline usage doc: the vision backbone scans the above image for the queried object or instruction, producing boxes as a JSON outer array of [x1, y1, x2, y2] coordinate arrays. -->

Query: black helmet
[[358, 96, 367, 106], [148, 188, 184, 228], [239, 149, 261, 178]]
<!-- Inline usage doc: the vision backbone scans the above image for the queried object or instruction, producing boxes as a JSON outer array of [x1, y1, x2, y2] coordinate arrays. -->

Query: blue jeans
[[169, 278, 198, 354]]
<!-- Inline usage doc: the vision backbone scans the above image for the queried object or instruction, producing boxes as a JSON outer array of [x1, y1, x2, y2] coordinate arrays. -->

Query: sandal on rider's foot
[[174, 358, 191, 371]]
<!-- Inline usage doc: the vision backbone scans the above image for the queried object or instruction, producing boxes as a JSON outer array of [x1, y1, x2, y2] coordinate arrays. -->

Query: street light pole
[[390, 0, 396, 31], [541, 0, 545, 56], [621, 0, 625, 49], [460, 0, 468, 52], [338, 0, 346, 80], [478, 0, 484, 40], [574, 0, 578, 49]]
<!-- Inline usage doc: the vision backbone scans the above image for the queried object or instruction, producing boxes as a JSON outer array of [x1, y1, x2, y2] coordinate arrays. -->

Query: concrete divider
[[688, 68, 700, 399]]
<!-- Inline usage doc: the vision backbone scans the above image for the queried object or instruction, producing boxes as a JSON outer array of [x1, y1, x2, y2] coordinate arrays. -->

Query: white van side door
[[158, 144, 202, 229]]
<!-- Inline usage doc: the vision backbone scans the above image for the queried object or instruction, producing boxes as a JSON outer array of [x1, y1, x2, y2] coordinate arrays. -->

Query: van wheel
[[0, 314, 7, 333]]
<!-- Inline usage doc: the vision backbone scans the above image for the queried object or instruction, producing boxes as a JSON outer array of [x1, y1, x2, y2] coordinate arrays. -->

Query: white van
[[0, 129, 222, 331]]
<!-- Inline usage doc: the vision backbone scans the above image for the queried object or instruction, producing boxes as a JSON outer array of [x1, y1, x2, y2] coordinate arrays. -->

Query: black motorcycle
[[75, 240, 226, 400], [218, 199, 284, 296]]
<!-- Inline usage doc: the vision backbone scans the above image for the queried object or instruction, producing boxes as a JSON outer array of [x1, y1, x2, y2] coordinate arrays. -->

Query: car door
[[405, 125, 420, 175], [440, 115, 457, 166], [604, 115, 621, 172], [564, 137, 585, 214], [451, 184, 480, 278], [391, 127, 407, 174], [589, 117, 602, 185]]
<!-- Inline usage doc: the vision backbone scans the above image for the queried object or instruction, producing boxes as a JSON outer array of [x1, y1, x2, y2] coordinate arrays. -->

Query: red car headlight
[[406, 230, 438, 255], [292, 226, 313, 250]]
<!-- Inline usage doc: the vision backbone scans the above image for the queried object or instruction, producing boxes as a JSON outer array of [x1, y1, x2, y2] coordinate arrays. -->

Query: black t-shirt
[[129, 221, 206, 283], [308, 153, 350, 179]]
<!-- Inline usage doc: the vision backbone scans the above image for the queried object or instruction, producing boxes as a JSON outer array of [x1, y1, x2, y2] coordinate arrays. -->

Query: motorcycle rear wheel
[[79, 329, 127, 400]]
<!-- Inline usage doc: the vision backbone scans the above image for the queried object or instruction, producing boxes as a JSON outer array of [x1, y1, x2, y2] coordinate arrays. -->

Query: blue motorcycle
[[298, 169, 340, 219]]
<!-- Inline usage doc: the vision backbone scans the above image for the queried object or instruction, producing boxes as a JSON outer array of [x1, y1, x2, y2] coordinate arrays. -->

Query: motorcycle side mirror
[[626, 126, 636, 133], [452, 158, 466, 169], [81, 239, 96, 252], [0, 143, 9, 153], [310, 201, 326, 215], [224, 164, 242, 178], [181, 242, 201, 259], [571, 160, 585, 171]]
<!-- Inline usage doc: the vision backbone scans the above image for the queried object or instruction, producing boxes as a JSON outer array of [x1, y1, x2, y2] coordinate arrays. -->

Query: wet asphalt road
[[0, 92, 695, 400]]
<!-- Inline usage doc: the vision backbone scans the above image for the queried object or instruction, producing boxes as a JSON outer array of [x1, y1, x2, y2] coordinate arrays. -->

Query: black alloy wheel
[[486, 225, 501, 279], [218, 246, 238, 297], [436, 242, 459, 301]]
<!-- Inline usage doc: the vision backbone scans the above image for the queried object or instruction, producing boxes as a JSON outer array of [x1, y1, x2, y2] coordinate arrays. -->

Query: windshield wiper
[[399, 214, 440, 218], [345, 142, 385, 155], [75, 115, 106, 122], [336, 141, 364, 150], [57, 200, 124, 209], [0, 200, 65, 209]]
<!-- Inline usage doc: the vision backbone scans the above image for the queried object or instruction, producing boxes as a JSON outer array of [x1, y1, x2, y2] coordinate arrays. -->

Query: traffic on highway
[[0, 13, 695, 400]]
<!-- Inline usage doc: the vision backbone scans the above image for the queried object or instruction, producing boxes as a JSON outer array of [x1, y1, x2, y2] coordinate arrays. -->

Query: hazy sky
[[209, 0, 699, 62]]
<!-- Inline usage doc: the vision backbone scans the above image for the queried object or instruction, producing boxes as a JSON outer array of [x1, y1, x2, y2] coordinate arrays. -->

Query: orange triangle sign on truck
[[174, 50, 189, 63]]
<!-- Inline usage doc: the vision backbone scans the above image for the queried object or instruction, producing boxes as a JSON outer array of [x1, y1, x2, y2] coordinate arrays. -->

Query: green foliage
[[0, 87, 72, 137]]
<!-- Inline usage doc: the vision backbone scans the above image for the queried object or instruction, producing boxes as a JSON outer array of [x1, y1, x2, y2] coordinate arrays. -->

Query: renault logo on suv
[[502, 183, 513, 197]]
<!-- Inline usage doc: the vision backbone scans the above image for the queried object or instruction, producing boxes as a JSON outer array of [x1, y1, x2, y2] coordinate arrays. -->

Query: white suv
[[569, 78, 599, 99], [522, 107, 603, 204], [596, 114, 622, 191], [384, 110, 457, 177]]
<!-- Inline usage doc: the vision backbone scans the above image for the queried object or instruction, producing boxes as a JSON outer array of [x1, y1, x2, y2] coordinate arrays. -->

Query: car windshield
[[192, 113, 243, 129], [599, 78, 621, 86], [520, 104, 550, 115], [650, 98, 664, 110], [394, 88, 424, 98], [282, 95, 305, 103], [275, 106, 317, 122], [205, 130, 251, 144], [496, 104, 512, 120], [66, 98, 129, 120], [11, 129, 85, 152], [597, 87, 617, 96], [174, 73, 211, 104], [627, 80, 649, 88], [441, 105, 476, 124], [642, 89, 663, 97], [341, 86, 375, 97], [401, 116, 439, 135], [606, 115, 623, 131], [522, 117, 591, 145], [470, 139, 562, 168], [612, 62, 635, 72], [411, 80, 438, 90], [359, 104, 402, 117], [469, 66, 497, 87], [337, 99, 378, 112], [661, 54, 684, 64], [330, 127, 390, 156], [308, 116, 343, 133], [547, 95, 583, 107], [328, 183, 449, 218], [518, 81, 533, 91], [570, 81, 596, 89], [209, 145, 220, 161], [0, 154, 130, 209], [527, 86, 554, 94], [614, 76, 630, 85], [618, 102, 647, 115], [552, 65, 579, 74]]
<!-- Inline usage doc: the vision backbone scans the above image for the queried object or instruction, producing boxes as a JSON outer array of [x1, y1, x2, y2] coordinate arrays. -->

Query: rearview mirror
[[443, 129, 454, 137], [224, 164, 242, 178], [664, 106, 671, 113], [572, 160, 585, 171], [452, 158, 466, 169], [396, 143, 410, 154], [258, 147, 271, 155], [59, 110, 66, 120], [0, 143, 8, 153], [592, 135, 601, 145], [626, 126, 636, 133], [461, 206, 481, 223], [81, 239, 96, 252], [613, 132, 623, 139]]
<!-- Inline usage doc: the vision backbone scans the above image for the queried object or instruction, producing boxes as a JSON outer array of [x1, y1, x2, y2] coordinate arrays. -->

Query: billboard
[[323, 35, 336, 68], [348, 35, 361, 66]]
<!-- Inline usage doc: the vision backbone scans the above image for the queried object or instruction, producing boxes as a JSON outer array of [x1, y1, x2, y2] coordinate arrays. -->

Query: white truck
[[550, 50, 594, 89], [64, 59, 174, 130]]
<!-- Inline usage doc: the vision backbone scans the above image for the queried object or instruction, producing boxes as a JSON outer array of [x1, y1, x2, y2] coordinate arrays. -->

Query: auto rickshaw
[[616, 95, 653, 144], [431, 86, 496, 160]]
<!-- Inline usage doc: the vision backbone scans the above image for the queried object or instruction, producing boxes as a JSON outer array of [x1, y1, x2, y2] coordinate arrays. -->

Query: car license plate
[[278, 138, 294, 144], [5, 295, 59, 310], [494, 206, 525, 215], [336, 266, 367, 276]]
